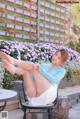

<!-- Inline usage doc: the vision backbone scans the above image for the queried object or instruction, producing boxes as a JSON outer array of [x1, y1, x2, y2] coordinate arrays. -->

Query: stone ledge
[[59, 85, 80, 106], [4, 99, 19, 111]]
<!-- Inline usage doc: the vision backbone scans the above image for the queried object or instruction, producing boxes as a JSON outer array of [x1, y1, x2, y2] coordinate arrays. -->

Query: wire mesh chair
[[18, 76, 63, 119]]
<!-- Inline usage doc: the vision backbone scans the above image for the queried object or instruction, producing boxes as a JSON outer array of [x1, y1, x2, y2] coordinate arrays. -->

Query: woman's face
[[51, 51, 62, 67]]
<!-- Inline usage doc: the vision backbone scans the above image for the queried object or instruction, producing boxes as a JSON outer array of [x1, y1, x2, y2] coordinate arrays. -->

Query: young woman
[[0, 49, 68, 106]]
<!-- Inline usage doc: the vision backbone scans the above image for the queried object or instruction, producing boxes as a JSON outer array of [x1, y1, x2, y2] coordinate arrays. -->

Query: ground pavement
[[8, 103, 80, 119]]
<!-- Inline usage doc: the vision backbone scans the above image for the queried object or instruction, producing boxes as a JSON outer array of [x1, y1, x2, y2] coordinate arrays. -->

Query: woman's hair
[[50, 49, 68, 64], [58, 49, 68, 64]]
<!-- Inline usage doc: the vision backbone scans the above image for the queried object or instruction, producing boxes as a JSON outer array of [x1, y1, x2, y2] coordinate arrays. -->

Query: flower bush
[[0, 40, 80, 62], [2, 70, 16, 89], [64, 60, 80, 80], [0, 40, 80, 88]]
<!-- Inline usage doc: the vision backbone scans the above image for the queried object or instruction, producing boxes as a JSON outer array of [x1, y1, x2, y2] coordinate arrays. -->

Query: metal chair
[[18, 76, 62, 119]]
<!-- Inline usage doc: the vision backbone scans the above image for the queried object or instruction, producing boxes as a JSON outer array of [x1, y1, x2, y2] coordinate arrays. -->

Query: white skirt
[[27, 84, 58, 106]]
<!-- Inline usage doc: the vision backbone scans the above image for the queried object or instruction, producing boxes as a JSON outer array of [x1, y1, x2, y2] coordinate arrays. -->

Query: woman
[[0, 49, 68, 106]]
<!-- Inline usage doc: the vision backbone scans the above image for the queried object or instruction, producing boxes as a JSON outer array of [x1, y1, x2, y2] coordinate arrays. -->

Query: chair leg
[[23, 109, 26, 119], [48, 109, 52, 119]]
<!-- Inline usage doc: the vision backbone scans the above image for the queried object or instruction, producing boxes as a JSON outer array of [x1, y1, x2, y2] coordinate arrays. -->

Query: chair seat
[[22, 101, 55, 109]]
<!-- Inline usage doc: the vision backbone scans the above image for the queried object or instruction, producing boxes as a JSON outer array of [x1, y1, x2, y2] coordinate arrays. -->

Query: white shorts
[[27, 84, 58, 106]]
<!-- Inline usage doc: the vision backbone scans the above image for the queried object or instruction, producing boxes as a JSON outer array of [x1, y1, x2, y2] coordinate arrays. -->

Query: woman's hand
[[34, 64, 40, 70]]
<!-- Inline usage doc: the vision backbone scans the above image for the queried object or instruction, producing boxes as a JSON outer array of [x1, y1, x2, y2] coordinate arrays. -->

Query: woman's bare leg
[[3, 59, 37, 97], [22, 70, 52, 97], [23, 72, 37, 97], [1, 53, 52, 97], [31, 70, 52, 96], [0, 51, 34, 71], [3, 59, 52, 97]]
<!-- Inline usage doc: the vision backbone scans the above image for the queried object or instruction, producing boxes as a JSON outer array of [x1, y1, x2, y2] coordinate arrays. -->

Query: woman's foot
[[0, 51, 13, 64], [3, 60, 16, 75]]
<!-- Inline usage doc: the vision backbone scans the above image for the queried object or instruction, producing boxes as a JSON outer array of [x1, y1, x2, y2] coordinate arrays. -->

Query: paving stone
[[8, 103, 80, 119], [8, 109, 23, 119], [69, 103, 80, 119]]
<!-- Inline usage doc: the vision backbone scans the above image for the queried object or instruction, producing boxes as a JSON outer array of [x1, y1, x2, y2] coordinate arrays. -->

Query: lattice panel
[[0, 0, 69, 43]]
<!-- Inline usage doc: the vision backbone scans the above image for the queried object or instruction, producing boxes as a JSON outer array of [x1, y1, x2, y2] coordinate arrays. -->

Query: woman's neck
[[51, 63, 61, 68]]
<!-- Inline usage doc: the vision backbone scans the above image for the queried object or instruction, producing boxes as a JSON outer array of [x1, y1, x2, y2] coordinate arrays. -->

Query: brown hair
[[57, 49, 68, 64], [50, 49, 68, 64]]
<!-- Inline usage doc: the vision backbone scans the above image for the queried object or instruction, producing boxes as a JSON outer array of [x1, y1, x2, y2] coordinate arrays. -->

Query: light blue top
[[39, 63, 66, 85]]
